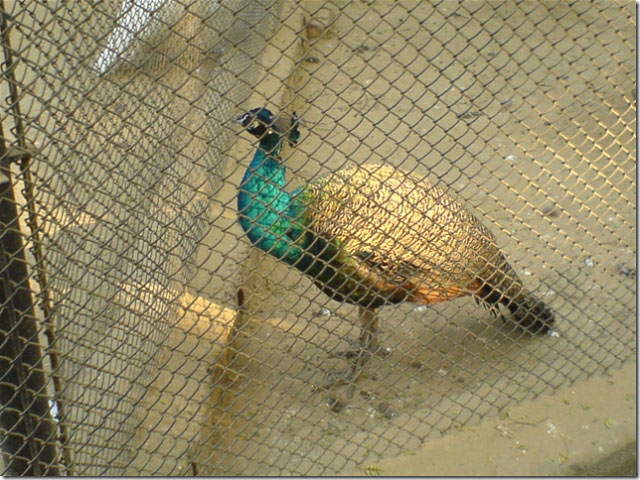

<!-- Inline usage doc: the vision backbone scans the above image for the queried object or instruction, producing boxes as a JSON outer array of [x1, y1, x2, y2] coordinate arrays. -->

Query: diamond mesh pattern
[[0, 0, 634, 475]]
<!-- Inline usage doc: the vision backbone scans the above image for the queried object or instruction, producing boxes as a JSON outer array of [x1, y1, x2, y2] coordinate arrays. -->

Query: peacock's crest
[[234, 107, 300, 146]]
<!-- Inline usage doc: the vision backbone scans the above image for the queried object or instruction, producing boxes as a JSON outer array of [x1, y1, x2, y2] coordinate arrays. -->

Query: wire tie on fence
[[1, 142, 39, 166]]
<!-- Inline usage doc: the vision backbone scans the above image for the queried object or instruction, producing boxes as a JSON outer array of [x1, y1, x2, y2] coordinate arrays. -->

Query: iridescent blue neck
[[236, 130, 365, 297], [238, 132, 286, 207], [237, 133, 303, 260]]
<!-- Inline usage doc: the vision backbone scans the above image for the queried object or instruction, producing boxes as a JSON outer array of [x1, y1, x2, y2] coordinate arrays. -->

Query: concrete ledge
[[345, 361, 636, 476]]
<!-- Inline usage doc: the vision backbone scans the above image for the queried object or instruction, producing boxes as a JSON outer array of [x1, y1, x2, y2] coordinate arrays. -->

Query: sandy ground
[[344, 361, 636, 476]]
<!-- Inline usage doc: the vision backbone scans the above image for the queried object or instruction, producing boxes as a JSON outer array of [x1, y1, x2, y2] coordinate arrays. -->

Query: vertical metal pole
[[0, 156, 60, 476], [1, 2, 71, 474]]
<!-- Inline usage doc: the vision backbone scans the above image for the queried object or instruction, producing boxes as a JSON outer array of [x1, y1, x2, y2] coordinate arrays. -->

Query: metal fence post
[[0, 152, 60, 476]]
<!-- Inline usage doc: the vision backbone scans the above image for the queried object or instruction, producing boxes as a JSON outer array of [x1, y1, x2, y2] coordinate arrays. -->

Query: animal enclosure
[[0, 0, 635, 475]]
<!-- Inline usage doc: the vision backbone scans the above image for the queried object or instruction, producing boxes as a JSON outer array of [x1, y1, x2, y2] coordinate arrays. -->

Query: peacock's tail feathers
[[474, 254, 555, 334]]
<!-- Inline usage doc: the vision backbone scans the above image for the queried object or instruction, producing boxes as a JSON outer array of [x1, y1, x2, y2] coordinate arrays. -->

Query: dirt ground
[[181, 0, 635, 476], [341, 360, 636, 476]]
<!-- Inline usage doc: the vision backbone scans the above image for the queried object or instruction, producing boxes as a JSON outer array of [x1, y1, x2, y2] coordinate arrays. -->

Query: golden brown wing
[[304, 163, 502, 296]]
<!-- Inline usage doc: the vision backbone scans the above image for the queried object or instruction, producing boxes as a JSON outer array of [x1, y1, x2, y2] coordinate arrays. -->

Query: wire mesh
[[0, 0, 635, 476]]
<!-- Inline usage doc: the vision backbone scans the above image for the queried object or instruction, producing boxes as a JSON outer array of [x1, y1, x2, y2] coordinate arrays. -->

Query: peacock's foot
[[314, 345, 377, 410], [328, 337, 391, 359], [316, 307, 387, 411], [318, 363, 360, 389], [314, 364, 361, 411]]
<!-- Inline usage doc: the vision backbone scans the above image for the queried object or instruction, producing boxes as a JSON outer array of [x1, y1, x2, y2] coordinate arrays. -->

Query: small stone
[[359, 390, 373, 400], [376, 401, 397, 420], [327, 396, 346, 413], [501, 97, 513, 107], [353, 44, 377, 54], [617, 264, 635, 277], [584, 257, 594, 267], [541, 204, 560, 217], [459, 110, 482, 119], [314, 308, 332, 317]]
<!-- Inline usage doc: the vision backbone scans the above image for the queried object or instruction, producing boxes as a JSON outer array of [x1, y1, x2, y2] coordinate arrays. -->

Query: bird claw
[[314, 308, 387, 410], [315, 366, 359, 392], [328, 338, 391, 359], [315, 345, 379, 407]]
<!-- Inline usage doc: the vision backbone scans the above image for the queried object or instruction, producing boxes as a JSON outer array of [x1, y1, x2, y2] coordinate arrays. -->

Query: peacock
[[234, 107, 555, 394]]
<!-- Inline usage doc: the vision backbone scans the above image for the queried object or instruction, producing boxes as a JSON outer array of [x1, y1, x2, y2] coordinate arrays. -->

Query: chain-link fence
[[0, 0, 635, 475]]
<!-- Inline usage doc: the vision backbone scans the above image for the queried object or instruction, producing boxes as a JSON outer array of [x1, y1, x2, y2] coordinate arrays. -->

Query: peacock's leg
[[357, 306, 389, 357], [318, 307, 386, 399], [328, 306, 390, 359]]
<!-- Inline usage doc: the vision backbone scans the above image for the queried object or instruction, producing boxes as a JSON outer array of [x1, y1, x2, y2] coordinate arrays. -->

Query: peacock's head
[[234, 107, 273, 138], [234, 107, 300, 146]]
